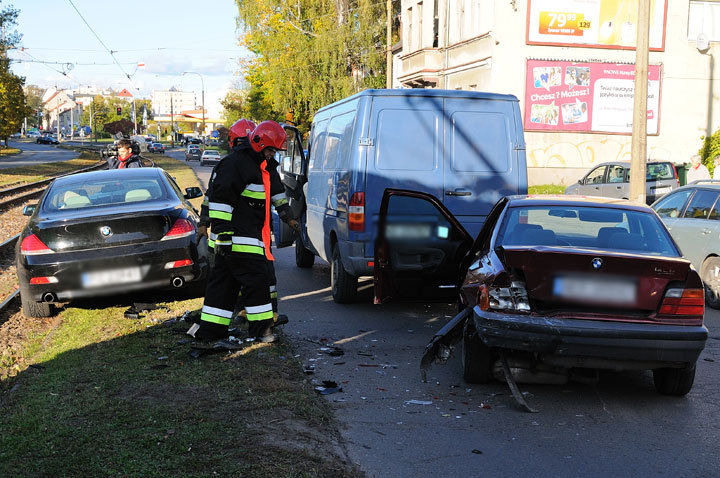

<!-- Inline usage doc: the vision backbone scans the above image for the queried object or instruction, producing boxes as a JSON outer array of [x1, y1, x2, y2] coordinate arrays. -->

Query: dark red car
[[375, 191, 708, 396]]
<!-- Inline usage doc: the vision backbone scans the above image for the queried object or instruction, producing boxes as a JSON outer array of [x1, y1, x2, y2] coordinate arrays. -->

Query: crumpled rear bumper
[[472, 307, 708, 366]]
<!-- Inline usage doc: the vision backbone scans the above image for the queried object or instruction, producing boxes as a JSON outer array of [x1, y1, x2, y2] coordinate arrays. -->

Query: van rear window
[[375, 109, 437, 171], [451, 111, 510, 173]]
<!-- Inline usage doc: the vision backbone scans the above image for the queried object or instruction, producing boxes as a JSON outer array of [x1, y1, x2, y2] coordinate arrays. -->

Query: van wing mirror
[[23, 204, 37, 216]]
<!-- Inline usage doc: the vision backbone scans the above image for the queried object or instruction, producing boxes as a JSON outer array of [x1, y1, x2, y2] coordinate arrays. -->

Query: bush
[[698, 129, 720, 170]]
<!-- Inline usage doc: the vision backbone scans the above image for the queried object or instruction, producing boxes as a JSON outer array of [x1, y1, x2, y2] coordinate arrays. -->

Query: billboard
[[527, 0, 668, 51], [524, 59, 662, 135]]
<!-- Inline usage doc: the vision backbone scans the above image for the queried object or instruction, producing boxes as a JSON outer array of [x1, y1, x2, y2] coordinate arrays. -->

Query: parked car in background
[[652, 180, 720, 309], [16, 168, 207, 318], [37, 134, 59, 145], [148, 142, 165, 153], [565, 161, 679, 204], [379, 192, 707, 396], [185, 145, 202, 161], [200, 150, 221, 167], [26, 131, 41, 138]]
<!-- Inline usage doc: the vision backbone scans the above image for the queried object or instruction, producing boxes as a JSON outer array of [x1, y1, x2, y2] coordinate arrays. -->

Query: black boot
[[249, 319, 276, 343], [273, 313, 289, 327], [187, 321, 228, 341]]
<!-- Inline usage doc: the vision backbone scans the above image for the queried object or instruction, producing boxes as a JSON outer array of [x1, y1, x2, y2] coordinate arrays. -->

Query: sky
[[7, 0, 247, 116]]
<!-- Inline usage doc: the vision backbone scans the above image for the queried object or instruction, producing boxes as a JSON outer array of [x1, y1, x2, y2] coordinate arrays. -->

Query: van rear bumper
[[337, 240, 372, 276]]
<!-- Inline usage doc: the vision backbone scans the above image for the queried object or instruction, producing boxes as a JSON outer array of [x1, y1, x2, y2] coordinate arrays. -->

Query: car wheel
[[701, 257, 720, 309], [462, 319, 493, 383], [295, 238, 314, 268], [331, 244, 357, 303], [21, 292, 55, 318], [653, 363, 696, 396]]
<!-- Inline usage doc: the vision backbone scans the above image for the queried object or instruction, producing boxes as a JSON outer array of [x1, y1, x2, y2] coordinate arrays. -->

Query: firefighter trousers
[[200, 252, 272, 330]]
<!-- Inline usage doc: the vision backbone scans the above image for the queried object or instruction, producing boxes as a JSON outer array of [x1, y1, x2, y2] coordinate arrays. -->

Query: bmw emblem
[[100, 226, 113, 237], [591, 258, 603, 270]]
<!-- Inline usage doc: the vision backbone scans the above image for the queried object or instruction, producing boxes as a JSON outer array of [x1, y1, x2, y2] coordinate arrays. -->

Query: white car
[[200, 150, 221, 167]]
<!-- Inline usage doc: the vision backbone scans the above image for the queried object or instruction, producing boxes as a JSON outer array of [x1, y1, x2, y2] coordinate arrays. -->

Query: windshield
[[43, 177, 168, 211], [497, 205, 679, 256]]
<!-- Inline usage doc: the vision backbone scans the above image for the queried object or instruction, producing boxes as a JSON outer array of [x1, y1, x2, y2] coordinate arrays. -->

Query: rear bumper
[[473, 307, 708, 366], [18, 238, 208, 301]]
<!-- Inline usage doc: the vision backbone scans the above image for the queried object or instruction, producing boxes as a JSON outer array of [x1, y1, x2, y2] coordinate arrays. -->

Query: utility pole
[[91, 99, 96, 143], [183, 72, 205, 138], [629, 0, 651, 204], [386, 0, 393, 88], [170, 94, 174, 148]]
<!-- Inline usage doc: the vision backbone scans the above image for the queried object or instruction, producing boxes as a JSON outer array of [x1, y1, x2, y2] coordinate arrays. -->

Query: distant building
[[42, 89, 81, 133], [151, 87, 196, 116], [116, 88, 134, 101]]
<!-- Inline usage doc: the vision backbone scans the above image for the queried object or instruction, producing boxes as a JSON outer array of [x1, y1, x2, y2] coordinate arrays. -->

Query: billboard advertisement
[[524, 59, 662, 135], [527, 0, 668, 51]]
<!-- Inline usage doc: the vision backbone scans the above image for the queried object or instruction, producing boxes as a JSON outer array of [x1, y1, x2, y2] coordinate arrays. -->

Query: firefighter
[[187, 120, 290, 342]]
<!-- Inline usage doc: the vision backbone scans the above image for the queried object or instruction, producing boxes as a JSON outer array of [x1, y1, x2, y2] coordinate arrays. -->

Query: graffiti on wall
[[527, 136, 672, 168]]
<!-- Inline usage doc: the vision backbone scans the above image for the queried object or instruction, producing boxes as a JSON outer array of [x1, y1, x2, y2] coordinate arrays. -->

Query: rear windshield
[[497, 205, 679, 256], [628, 162, 675, 181], [43, 177, 168, 212]]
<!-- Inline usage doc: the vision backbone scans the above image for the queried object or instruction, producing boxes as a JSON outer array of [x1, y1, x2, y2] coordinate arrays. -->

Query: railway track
[[0, 234, 20, 318], [0, 161, 107, 210]]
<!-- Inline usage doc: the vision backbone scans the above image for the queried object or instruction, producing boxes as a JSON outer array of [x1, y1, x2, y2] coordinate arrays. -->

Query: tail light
[[349, 192, 365, 232], [30, 276, 58, 284], [20, 234, 53, 255], [484, 280, 530, 312], [658, 288, 704, 320], [161, 218, 195, 240], [164, 259, 193, 269]]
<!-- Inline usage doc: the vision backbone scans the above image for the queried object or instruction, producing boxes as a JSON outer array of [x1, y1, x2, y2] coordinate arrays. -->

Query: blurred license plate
[[553, 275, 636, 304], [386, 224, 431, 239], [82, 267, 141, 289], [652, 186, 672, 194]]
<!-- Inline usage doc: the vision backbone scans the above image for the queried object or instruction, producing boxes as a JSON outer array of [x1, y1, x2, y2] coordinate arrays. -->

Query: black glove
[[214, 233, 232, 257], [288, 218, 301, 233]]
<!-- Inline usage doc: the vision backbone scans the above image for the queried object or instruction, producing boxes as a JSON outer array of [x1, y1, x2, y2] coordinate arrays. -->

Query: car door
[[599, 164, 628, 199], [664, 188, 720, 269], [374, 188, 474, 303], [577, 165, 607, 196], [275, 125, 309, 248]]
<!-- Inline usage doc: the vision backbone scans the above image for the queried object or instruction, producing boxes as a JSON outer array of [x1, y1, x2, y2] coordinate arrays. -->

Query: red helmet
[[228, 119, 256, 146], [250, 120, 287, 153]]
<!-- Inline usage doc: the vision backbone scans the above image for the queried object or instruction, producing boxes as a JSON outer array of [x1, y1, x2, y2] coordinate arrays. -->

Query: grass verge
[[0, 156, 359, 477], [529, 184, 566, 195], [0, 148, 21, 156], [0, 153, 100, 189]]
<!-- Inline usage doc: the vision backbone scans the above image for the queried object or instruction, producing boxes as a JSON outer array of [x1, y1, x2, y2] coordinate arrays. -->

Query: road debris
[[404, 399, 432, 405], [498, 350, 538, 413], [420, 307, 471, 382], [319, 346, 344, 357], [315, 380, 343, 395]]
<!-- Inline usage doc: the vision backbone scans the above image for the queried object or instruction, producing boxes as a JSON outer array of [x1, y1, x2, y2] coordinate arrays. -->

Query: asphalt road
[[0, 140, 78, 170], [165, 152, 720, 477]]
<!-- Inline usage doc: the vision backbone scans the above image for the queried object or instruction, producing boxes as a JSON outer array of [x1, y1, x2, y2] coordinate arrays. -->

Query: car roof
[[51, 167, 165, 187], [506, 194, 654, 212], [590, 160, 673, 168], [677, 180, 720, 189]]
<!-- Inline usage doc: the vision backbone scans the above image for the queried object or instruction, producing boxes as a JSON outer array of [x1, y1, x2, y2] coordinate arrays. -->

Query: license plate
[[82, 267, 142, 289], [553, 275, 637, 305], [652, 186, 672, 194], [385, 224, 432, 239]]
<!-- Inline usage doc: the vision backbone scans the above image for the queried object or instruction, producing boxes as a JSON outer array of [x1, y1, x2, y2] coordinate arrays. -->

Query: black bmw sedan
[[16, 168, 208, 317]]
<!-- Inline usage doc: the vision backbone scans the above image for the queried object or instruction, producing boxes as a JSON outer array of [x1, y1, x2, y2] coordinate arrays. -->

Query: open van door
[[374, 188, 474, 304], [275, 125, 309, 248]]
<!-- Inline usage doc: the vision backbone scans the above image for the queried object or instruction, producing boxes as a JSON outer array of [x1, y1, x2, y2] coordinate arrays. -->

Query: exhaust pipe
[[171, 276, 185, 288], [42, 292, 57, 303]]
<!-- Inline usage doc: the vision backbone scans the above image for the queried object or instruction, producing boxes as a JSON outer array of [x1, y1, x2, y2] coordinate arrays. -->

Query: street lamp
[[183, 71, 205, 139]]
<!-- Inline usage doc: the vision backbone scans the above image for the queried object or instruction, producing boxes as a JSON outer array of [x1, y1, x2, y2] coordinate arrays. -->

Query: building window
[[688, 1, 720, 41], [417, 2, 423, 49], [433, 0, 439, 47], [407, 6, 413, 51]]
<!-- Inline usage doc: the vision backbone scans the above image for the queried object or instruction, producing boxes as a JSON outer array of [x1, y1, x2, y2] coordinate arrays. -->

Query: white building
[[151, 88, 196, 116], [398, 0, 720, 185]]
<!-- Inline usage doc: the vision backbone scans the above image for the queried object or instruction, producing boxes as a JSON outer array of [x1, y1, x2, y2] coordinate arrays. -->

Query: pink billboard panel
[[524, 59, 662, 135]]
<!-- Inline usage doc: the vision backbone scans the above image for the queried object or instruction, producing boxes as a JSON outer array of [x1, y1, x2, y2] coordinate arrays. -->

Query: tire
[[701, 257, 720, 309], [295, 238, 314, 268], [462, 319, 493, 383], [330, 244, 357, 303], [653, 363, 696, 396], [21, 292, 55, 318]]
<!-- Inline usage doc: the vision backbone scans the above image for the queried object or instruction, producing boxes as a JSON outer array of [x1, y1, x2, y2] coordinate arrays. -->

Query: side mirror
[[184, 186, 203, 199], [23, 205, 36, 216], [578, 179, 583, 185]]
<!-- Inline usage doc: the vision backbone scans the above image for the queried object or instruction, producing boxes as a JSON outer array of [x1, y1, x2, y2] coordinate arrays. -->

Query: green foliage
[[528, 184, 566, 195], [103, 119, 135, 136], [0, 2, 29, 144], [23, 85, 44, 128], [79, 96, 152, 135], [234, 0, 390, 128], [698, 129, 720, 173]]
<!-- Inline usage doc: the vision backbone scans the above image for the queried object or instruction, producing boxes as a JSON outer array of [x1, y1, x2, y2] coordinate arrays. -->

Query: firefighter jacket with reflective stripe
[[207, 147, 275, 257]]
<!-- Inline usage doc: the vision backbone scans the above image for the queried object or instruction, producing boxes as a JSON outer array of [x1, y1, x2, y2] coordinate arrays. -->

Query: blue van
[[275, 89, 527, 303]]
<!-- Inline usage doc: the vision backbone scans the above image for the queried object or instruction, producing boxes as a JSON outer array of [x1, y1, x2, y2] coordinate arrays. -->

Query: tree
[[103, 119, 135, 136], [0, 2, 28, 146], [23, 85, 44, 128], [234, 0, 388, 127]]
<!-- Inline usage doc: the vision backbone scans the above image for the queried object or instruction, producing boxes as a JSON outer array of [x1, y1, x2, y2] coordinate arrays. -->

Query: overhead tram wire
[[66, 0, 135, 84]]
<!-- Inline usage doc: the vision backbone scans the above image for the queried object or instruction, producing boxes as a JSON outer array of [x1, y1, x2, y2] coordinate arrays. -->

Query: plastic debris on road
[[315, 380, 343, 395], [404, 399, 432, 405]]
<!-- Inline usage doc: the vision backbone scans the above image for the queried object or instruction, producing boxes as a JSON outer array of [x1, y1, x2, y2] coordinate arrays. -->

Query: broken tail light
[[349, 192, 364, 232], [164, 259, 193, 269], [29, 276, 58, 284], [20, 234, 54, 255], [487, 280, 530, 312], [161, 218, 194, 240], [658, 288, 704, 322]]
